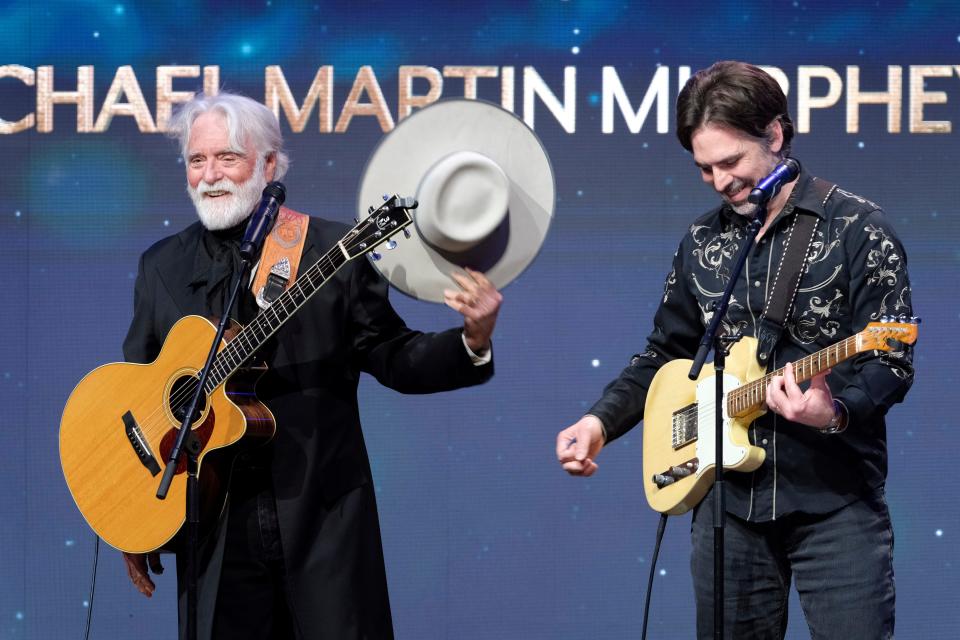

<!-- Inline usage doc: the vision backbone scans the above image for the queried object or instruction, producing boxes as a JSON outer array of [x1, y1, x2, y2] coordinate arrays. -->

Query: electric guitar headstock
[[859, 316, 920, 351]]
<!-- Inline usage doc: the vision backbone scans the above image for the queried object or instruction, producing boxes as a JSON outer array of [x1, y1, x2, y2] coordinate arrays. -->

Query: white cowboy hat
[[357, 99, 555, 303]]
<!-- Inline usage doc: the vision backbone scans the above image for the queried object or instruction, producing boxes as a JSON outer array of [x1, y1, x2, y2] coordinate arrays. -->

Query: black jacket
[[123, 215, 493, 639]]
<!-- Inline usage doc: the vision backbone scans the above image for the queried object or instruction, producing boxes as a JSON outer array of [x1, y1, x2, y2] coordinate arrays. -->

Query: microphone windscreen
[[263, 181, 286, 204]]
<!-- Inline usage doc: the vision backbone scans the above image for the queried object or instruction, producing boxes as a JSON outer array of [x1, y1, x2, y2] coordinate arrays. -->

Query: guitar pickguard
[[694, 372, 750, 470], [642, 338, 768, 515]]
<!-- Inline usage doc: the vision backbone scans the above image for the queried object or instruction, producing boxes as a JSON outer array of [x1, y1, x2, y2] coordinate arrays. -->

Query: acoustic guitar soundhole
[[168, 375, 209, 426], [160, 375, 216, 475]]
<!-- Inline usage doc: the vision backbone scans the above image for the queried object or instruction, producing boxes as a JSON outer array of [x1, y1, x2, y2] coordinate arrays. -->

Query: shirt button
[[762, 438, 769, 445], [753, 280, 761, 288]]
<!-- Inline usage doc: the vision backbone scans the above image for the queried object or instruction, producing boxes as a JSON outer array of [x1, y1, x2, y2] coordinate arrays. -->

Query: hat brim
[[357, 99, 555, 303]]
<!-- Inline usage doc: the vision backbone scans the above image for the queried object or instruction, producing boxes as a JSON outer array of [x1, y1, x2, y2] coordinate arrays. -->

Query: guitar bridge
[[123, 410, 161, 477], [652, 458, 700, 488], [671, 402, 698, 449]]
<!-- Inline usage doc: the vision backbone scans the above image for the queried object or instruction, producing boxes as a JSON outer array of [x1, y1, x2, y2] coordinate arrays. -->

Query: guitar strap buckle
[[257, 257, 291, 307]]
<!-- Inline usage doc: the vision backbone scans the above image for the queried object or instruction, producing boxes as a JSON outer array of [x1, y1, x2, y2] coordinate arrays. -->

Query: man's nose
[[712, 169, 732, 193], [202, 161, 222, 184]]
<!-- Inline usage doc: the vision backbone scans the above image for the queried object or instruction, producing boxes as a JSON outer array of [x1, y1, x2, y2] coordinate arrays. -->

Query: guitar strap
[[252, 206, 310, 309], [754, 178, 837, 367]]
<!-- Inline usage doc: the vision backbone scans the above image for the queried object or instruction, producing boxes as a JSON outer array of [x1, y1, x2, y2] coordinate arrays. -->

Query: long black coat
[[122, 216, 494, 639]]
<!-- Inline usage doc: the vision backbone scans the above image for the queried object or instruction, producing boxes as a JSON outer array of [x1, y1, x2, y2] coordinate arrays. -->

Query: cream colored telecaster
[[642, 320, 918, 515]]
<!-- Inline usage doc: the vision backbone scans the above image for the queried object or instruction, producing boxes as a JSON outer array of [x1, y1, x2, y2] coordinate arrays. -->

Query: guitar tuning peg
[[370, 251, 382, 261], [403, 228, 411, 239], [353, 217, 360, 224], [385, 240, 398, 250], [382, 194, 389, 202]]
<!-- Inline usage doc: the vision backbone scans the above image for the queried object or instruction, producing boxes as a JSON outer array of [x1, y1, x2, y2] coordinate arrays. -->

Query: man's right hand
[[123, 552, 163, 597], [555, 415, 606, 477]]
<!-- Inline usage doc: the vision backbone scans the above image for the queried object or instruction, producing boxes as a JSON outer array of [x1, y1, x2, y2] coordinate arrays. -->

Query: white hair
[[168, 92, 290, 179]]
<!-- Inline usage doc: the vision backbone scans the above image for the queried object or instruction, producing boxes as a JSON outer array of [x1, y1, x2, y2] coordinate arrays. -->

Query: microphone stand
[[687, 201, 768, 640], [154, 242, 261, 640], [154, 183, 282, 640]]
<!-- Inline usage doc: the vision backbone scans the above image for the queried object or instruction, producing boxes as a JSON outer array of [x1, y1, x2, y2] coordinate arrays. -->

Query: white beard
[[187, 158, 267, 230]]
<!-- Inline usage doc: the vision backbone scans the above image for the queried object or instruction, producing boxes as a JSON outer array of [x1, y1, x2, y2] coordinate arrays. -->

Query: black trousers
[[212, 463, 297, 639]]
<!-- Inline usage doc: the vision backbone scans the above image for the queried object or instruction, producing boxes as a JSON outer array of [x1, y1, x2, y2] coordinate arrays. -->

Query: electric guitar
[[59, 196, 416, 553], [642, 319, 918, 515]]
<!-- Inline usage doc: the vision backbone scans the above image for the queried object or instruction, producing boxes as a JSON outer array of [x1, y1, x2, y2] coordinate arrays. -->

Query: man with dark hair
[[121, 92, 502, 639], [556, 61, 913, 638]]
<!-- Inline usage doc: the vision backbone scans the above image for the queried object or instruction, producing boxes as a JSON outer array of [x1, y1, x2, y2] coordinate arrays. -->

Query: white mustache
[[197, 180, 237, 195]]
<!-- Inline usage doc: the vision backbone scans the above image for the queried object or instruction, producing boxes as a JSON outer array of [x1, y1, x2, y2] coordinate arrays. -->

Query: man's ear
[[767, 118, 784, 154], [264, 152, 278, 181]]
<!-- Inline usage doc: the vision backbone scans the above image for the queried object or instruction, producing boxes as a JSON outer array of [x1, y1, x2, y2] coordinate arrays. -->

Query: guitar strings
[[669, 327, 916, 434], [133, 242, 349, 443], [667, 335, 866, 424]]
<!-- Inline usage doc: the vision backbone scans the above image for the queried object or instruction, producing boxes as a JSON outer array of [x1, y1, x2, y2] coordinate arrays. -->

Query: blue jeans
[[690, 487, 895, 639]]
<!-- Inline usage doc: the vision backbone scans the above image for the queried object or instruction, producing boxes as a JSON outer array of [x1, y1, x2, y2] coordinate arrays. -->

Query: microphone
[[239, 181, 286, 262], [747, 158, 800, 206]]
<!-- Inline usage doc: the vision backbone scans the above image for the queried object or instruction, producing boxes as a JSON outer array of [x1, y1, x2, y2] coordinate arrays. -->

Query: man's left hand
[[443, 268, 502, 355], [765, 362, 836, 429]]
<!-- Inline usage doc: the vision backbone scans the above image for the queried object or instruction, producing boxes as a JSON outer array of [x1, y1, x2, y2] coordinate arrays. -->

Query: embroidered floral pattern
[[691, 222, 744, 284]]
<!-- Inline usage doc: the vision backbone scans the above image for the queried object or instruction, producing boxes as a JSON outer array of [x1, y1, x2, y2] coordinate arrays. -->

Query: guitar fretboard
[[726, 333, 861, 417], [202, 245, 347, 392]]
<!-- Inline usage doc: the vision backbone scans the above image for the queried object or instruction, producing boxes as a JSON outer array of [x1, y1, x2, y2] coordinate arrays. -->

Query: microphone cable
[[640, 513, 669, 640], [83, 534, 100, 640]]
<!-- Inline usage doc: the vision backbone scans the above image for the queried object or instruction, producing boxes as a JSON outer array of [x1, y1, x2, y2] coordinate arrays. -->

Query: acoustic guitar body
[[59, 315, 276, 553]]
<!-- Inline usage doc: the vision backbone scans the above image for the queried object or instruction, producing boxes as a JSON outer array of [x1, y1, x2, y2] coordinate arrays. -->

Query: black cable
[[83, 534, 99, 640], [641, 513, 669, 640]]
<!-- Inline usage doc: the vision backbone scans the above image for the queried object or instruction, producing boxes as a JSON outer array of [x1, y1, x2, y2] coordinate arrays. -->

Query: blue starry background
[[1, 1, 957, 638]]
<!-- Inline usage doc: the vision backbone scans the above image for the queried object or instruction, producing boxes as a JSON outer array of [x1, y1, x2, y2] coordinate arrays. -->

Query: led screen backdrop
[[2, 1, 958, 638]]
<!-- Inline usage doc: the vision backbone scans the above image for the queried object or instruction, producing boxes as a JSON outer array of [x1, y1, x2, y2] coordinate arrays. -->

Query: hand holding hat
[[443, 267, 502, 355]]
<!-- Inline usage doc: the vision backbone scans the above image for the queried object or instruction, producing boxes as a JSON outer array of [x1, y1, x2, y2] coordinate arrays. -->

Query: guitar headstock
[[341, 195, 417, 260], [859, 317, 920, 351]]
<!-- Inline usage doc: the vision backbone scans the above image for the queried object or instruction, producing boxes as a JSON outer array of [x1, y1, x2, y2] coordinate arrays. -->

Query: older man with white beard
[[120, 92, 501, 640]]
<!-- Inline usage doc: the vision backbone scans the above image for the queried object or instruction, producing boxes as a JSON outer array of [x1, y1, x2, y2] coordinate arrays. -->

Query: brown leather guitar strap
[[252, 206, 310, 310], [754, 178, 837, 367]]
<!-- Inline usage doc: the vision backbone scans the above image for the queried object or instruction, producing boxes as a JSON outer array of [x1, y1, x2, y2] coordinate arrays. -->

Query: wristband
[[821, 399, 848, 435]]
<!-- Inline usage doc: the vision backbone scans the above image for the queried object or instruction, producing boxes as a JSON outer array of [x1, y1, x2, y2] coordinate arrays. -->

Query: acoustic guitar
[[643, 319, 918, 515], [60, 197, 415, 553]]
